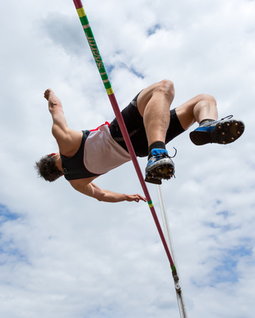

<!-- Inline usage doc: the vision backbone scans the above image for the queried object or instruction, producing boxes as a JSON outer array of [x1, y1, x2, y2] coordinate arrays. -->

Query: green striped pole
[[74, 2, 113, 95], [72, 2, 187, 316]]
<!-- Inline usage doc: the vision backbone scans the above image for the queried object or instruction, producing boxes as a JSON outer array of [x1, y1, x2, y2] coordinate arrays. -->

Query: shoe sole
[[146, 163, 175, 182], [190, 120, 245, 145], [145, 175, 162, 185]]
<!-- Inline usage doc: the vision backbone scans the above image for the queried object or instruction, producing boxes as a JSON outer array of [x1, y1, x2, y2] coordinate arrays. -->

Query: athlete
[[35, 80, 244, 203]]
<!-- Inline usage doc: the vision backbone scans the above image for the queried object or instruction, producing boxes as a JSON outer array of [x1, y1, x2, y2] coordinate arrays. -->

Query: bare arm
[[44, 89, 69, 137], [44, 89, 81, 154], [72, 181, 146, 203]]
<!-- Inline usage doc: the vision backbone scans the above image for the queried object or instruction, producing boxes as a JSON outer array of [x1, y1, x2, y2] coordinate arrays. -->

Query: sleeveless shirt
[[61, 123, 131, 180]]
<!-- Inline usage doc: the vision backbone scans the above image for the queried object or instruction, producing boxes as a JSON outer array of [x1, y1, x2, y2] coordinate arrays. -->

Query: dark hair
[[35, 155, 63, 182]]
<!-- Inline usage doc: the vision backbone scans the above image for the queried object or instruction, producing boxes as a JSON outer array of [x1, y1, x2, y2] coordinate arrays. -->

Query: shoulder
[[58, 129, 83, 157]]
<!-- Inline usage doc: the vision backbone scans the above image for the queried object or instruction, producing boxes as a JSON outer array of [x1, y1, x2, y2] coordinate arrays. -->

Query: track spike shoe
[[145, 149, 175, 184], [189, 115, 245, 146]]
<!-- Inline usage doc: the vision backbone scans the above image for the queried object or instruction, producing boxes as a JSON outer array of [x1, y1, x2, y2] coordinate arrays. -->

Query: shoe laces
[[171, 147, 177, 158], [220, 115, 233, 121], [150, 148, 178, 159]]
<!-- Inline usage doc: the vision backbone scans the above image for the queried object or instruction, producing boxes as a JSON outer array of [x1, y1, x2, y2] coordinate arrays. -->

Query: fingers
[[44, 89, 50, 100], [137, 194, 146, 202], [129, 194, 147, 202]]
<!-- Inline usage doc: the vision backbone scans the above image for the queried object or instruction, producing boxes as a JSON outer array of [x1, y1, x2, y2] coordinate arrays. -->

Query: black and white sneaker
[[190, 115, 245, 146], [145, 149, 175, 184]]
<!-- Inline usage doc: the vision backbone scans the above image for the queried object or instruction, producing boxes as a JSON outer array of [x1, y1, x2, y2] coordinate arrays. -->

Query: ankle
[[148, 141, 165, 152], [148, 141, 166, 158]]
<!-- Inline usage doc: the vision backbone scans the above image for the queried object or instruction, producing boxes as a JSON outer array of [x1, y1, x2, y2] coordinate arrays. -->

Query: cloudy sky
[[0, 0, 254, 317]]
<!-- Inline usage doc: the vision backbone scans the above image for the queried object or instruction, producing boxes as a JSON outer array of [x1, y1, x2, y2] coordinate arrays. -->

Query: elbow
[[95, 191, 106, 202]]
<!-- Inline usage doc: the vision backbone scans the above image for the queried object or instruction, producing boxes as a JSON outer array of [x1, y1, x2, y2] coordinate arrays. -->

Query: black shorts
[[109, 93, 185, 157]]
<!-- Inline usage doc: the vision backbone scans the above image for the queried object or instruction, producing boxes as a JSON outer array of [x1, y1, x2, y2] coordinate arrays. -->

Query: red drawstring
[[89, 121, 110, 132], [48, 153, 57, 157]]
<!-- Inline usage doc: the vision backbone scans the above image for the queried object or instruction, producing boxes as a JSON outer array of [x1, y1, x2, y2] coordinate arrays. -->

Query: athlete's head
[[35, 153, 63, 182]]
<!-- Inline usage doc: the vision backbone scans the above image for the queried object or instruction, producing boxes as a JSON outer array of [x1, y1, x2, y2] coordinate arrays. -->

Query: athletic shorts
[[109, 93, 185, 157]]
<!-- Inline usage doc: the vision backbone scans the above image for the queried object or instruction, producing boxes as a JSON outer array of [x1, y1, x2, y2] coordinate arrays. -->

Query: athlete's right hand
[[125, 194, 147, 203]]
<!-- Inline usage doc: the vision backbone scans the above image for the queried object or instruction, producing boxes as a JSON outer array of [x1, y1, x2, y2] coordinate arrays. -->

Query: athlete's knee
[[196, 94, 217, 106], [153, 80, 175, 100]]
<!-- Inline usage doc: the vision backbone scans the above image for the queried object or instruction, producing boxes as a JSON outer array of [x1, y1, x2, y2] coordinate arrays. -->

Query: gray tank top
[[84, 123, 131, 174], [61, 123, 131, 180]]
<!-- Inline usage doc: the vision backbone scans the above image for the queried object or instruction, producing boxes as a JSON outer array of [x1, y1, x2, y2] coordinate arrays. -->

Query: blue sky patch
[[192, 245, 253, 288], [209, 246, 252, 285], [0, 204, 28, 265], [204, 221, 236, 232], [105, 63, 115, 74], [0, 204, 19, 223], [129, 66, 144, 79], [147, 24, 162, 36], [216, 210, 230, 219]]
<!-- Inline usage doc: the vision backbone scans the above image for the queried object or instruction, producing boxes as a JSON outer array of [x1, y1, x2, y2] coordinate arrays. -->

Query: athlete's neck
[[55, 154, 64, 172]]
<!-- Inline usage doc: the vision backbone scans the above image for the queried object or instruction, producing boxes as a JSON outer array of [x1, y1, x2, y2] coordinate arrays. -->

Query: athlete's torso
[[60, 123, 130, 180]]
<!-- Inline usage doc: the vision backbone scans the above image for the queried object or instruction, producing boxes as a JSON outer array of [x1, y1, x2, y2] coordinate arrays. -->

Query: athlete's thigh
[[136, 81, 173, 116]]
